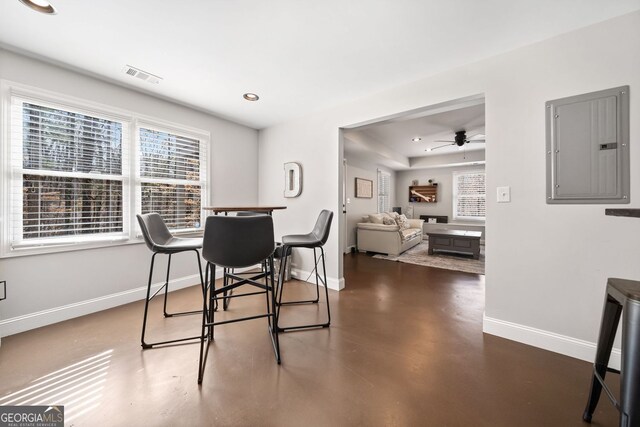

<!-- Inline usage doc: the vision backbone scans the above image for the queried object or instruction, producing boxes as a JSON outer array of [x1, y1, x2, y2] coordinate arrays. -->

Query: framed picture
[[355, 178, 373, 198]]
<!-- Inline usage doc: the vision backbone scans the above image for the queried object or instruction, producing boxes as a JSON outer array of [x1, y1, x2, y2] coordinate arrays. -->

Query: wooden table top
[[202, 206, 287, 214], [426, 229, 482, 238]]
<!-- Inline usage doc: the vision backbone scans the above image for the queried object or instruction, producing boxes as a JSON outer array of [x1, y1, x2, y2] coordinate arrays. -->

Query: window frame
[[452, 170, 486, 222], [0, 80, 209, 258]]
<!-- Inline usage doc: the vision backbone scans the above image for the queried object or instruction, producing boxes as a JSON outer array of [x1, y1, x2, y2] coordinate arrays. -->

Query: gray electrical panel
[[546, 86, 629, 204]]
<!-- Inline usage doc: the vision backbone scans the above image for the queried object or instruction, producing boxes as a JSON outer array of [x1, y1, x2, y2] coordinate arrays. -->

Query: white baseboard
[[483, 315, 621, 370], [290, 268, 344, 291], [0, 272, 211, 339]]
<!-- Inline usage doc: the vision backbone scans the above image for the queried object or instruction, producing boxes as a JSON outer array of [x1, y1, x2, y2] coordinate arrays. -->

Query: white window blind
[[9, 97, 129, 248], [138, 127, 206, 231], [453, 171, 486, 220], [377, 170, 391, 213]]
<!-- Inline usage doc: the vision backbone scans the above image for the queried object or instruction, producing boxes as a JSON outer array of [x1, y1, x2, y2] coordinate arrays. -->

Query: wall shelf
[[409, 185, 437, 203]]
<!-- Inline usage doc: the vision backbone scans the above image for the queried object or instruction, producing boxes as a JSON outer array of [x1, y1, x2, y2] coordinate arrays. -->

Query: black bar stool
[[584, 278, 640, 426], [136, 213, 205, 349], [276, 210, 333, 332], [198, 215, 280, 384]]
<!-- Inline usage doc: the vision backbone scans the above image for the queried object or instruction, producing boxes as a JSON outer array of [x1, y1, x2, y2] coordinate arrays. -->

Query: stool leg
[[162, 254, 172, 317], [312, 248, 320, 303], [141, 253, 158, 349], [583, 296, 622, 422], [620, 300, 640, 426], [275, 245, 290, 326], [320, 246, 331, 327]]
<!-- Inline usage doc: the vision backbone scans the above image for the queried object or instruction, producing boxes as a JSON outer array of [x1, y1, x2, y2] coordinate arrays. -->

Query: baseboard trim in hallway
[[483, 314, 621, 370], [0, 273, 202, 338]]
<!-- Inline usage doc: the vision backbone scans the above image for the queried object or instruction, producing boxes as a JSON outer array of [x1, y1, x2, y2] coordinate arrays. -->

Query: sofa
[[357, 212, 424, 256]]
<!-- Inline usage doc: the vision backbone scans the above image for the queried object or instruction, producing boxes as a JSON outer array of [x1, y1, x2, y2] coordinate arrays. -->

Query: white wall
[[258, 11, 640, 363], [0, 48, 259, 337], [344, 154, 396, 250]]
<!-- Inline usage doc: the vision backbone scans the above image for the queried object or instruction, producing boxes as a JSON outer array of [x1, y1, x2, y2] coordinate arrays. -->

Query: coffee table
[[426, 229, 482, 259]]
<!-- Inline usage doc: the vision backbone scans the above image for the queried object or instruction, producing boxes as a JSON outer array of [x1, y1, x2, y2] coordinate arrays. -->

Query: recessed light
[[19, 0, 56, 14], [243, 93, 259, 101], [412, 137, 421, 142]]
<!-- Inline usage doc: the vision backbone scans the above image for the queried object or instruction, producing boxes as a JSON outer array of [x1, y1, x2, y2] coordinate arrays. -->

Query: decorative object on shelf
[[411, 179, 419, 186], [355, 178, 373, 198], [409, 184, 437, 203], [428, 179, 433, 184], [392, 207, 402, 214], [284, 162, 302, 198]]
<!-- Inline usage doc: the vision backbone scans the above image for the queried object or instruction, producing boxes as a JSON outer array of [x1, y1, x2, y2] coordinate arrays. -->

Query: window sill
[[2, 237, 144, 259]]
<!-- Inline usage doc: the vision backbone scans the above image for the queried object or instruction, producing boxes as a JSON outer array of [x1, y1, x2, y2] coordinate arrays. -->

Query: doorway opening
[[338, 94, 486, 282]]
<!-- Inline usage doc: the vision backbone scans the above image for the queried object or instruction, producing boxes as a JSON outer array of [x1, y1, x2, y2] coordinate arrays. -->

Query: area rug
[[372, 239, 485, 275]]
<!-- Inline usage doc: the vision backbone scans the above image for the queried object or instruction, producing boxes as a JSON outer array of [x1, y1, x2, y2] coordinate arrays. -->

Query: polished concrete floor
[[0, 253, 620, 426]]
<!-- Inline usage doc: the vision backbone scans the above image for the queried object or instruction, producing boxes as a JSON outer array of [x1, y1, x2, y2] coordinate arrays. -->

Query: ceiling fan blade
[[467, 140, 486, 144], [467, 133, 486, 141], [433, 139, 455, 143], [427, 143, 455, 151]]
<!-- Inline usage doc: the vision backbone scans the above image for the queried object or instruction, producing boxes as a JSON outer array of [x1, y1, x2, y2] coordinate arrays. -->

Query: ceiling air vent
[[122, 65, 162, 84]]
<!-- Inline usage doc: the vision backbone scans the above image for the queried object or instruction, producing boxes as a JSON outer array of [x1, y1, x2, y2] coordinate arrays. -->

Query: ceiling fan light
[[426, 148, 432, 152], [18, 0, 56, 14], [243, 93, 259, 101], [412, 137, 421, 142]]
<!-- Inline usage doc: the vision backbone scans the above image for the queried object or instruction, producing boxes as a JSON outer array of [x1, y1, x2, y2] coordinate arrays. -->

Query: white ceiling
[[1, 0, 639, 129], [344, 100, 485, 170], [346, 103, 485, 158]]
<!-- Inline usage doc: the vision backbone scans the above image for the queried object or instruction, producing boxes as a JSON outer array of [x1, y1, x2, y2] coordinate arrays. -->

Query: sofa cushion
[[382, 216, 396, 225], [369, 213, 384, 224], [400, 228, 421, 241], [395, 214, 410, 230]]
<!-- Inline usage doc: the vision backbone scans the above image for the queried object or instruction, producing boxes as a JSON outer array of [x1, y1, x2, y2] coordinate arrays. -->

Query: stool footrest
[[594, 368, 621, 411]]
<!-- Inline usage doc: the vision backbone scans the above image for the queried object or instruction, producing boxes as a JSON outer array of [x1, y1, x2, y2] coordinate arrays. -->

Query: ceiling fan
[[426, 130, 485, 152]]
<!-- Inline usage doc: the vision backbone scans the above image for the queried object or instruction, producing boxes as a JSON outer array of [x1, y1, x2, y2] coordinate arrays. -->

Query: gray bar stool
[[584, 278, 640, 426], [198, 215, 280, 384], [137, 213, 205, 349], [276, 210, 333, 332]]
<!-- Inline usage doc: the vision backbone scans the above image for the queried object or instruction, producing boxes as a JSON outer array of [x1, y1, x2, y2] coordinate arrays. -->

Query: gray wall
[[257, 11, 640, 363], [0, 48, 259, 336]]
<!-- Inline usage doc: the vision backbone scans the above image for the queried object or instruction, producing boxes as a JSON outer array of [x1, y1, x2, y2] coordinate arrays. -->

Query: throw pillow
[[382, 217, 396, 226], [395, 214, 410, 230]]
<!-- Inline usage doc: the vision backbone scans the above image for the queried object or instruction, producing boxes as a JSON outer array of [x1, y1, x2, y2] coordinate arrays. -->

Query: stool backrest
[[312, 210, 333, 246], [137, 213, 173, 252], [203, 215, 275, 268]]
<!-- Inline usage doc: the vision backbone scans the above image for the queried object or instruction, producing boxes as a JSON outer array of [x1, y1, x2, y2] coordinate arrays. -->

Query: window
[[453, 171, 486, 221], [138, 126, 206, 231], [377, 169, 391, 213], [3, 84, 208, 256]]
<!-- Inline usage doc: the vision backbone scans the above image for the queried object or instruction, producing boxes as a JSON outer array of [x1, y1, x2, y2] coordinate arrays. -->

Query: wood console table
[[203, 206, 287, 216]]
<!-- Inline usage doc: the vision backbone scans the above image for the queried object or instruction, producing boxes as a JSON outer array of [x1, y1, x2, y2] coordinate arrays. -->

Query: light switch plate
[[497, 186, 511, 203]]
